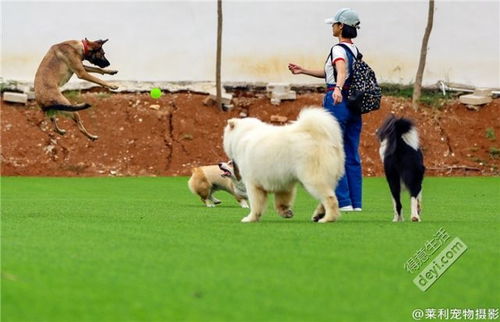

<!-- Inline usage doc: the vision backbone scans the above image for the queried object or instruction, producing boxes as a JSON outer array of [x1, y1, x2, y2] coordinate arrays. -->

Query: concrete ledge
[[473, 88, 493, 96], [3, 92, 28, 104], [459, 94, 492, 106], [266, 83, 291, 94], [2, 79, 498, 98], [266, 82, 297, 105], [272, 91, 297, 100]]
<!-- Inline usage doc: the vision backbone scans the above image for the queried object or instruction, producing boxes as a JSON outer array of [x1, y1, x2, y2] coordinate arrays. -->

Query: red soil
[[1, 91, 499, 177]]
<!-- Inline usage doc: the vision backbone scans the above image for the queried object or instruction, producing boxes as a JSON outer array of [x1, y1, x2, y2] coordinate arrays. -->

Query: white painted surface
[[1, 0, 499, 87], [2, 92, 28, 104]]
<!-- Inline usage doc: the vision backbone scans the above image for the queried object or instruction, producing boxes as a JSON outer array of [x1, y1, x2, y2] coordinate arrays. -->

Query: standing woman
[[288, 8, 363, 211]]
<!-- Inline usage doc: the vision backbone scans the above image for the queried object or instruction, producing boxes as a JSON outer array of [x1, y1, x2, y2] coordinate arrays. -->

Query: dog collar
[[81, 39, 89, 55]]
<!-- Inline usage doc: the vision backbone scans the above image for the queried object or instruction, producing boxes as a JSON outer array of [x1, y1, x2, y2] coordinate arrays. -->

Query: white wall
[[1, 0, 499, 87]]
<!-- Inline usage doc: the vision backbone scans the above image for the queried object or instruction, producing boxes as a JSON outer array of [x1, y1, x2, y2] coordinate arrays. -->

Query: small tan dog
[[34, 38, 119, 140], [188, 161, 248, 208]]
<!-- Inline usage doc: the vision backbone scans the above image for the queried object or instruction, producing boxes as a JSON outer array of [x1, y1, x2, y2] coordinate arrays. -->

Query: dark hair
[[342, 24, 358, 39]]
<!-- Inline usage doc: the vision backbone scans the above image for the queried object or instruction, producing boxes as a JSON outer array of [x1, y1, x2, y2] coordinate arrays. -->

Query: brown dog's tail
[[42, 103, 91, 112]]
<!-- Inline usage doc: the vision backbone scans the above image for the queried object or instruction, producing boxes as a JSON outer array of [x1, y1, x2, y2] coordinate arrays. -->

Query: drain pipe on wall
[[438, 81, 500, 97]]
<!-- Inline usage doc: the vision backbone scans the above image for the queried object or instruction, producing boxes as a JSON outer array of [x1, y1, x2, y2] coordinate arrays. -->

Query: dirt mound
[[1, 90, 499, 177]]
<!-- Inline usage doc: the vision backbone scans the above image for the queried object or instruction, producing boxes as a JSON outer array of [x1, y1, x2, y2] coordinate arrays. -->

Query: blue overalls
[[323, 47, 362, 209]]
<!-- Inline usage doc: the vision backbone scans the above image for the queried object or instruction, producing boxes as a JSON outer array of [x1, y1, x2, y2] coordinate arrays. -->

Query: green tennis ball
[[150, 88, 162, 99]]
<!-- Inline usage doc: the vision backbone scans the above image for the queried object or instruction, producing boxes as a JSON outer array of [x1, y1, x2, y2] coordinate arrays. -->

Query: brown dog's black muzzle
[[85, 51, 110, 68], [92, 57, 110, 68]]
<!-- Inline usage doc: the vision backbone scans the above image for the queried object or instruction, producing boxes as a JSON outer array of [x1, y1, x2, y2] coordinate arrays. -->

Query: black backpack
[[334, 43, 382, 114]]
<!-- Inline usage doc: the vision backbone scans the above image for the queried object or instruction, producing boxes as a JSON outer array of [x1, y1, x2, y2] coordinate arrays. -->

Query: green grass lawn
[[1, 177, 499, 322]]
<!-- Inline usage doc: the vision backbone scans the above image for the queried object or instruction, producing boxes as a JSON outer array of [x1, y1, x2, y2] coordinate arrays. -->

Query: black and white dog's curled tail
[[395, 118, 415, 137], [42, 103, 91, 112], [377, 114, 419, 156], [377, 114, 398, 156]]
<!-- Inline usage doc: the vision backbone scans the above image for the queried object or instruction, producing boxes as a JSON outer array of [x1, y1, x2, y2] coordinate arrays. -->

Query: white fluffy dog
[[223, 107, 345, 223]]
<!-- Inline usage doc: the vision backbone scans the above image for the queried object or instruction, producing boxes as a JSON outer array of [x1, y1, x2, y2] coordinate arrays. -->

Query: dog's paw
[[108, 70, 118, 75], [241, 215, 258, 223], [318, 216, 337, 223], [239, 200, 250, 208], [280, 209, 294, 219], [205, 203, 216, 208], [312, 213, 325, 222], [392, 215, 403, 222], [109, 84, 119, 90], [411, 216, 421, 222]]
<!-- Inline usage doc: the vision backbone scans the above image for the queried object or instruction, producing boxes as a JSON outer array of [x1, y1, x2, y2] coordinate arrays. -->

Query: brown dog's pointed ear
[[88, 39, 109, 49], [227, 119, 236, 130]]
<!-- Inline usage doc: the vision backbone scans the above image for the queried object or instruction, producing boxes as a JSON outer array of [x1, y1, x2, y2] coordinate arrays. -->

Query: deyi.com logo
[[404, 228, 468, 291]]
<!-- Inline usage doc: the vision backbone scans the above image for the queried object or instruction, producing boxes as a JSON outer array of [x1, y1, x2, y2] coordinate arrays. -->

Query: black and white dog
[[377, 115, 425, 222]]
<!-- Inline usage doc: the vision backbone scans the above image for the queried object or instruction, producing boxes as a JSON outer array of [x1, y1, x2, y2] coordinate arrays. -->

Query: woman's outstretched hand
[[288, 63, 303, 75]]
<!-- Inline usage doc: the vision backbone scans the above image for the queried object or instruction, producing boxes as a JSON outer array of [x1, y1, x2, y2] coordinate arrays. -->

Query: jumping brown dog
[[34, 38, 118, 140]]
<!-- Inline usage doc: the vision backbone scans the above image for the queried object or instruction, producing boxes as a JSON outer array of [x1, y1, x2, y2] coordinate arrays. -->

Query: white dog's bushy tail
[[295, 108, 343, 149], [291, 107, 345, 183]]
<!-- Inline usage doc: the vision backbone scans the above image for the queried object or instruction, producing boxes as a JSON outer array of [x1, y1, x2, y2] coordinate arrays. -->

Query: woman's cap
[[325, 8, 360, 29]]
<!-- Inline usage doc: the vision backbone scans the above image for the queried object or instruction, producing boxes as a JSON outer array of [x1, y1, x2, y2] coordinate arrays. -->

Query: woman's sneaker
[[339, 206, 362, 212]]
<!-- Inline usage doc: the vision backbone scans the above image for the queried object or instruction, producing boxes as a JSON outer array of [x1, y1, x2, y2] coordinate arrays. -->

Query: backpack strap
[[336, 43, 363, 61], [331, 43, 359, 87]]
